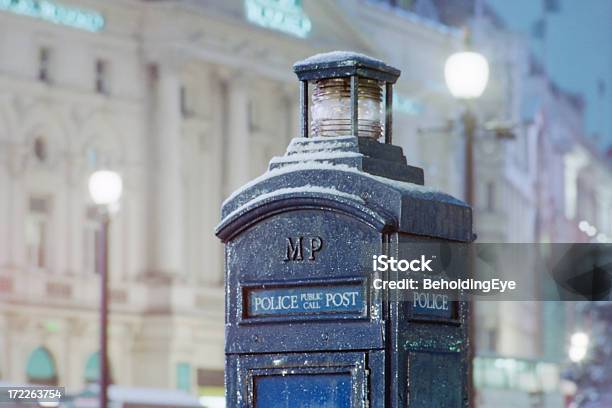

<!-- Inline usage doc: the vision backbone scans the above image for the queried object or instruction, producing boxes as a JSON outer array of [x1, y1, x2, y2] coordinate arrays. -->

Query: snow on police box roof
[[293, 51, 401, 83]]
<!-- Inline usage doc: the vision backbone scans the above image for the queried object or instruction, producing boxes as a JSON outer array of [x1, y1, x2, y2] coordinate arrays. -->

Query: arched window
[[84, 351, 113, 384], [26, 347, 58, 385], [84, 351, 100, 383], [33, 137, 48, 162]]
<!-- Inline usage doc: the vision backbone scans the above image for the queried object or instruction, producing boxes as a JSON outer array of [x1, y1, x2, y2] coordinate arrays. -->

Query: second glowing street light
[[569, 331, 589, 363], [444, 50, 490, 206], [88, 170, 123, 408]]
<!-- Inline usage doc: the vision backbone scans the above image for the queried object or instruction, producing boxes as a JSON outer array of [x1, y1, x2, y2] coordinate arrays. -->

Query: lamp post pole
[[98, 212, 110, 408], [462, 108, 477, 408], [88, 169, 122, 408], [463, 110, 477, 207]]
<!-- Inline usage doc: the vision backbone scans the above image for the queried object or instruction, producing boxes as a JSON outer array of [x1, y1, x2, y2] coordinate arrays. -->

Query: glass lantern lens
[[311, 78, 383, 138]]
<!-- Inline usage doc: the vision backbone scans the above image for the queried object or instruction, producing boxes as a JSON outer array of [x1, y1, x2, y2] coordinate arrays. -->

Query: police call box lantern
[[216, 52, 473, 407]]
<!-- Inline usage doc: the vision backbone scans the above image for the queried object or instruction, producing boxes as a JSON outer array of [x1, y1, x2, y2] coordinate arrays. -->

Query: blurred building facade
[[467, 10, 612, 407], [0, 0, 610, 406]]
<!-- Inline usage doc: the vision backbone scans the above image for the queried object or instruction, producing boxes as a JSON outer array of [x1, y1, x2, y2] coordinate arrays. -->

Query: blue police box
[[216, 52, 472, 407]]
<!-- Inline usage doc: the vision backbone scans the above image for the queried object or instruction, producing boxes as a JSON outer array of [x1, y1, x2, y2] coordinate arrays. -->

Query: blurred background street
[[0, 0, 611, 407]]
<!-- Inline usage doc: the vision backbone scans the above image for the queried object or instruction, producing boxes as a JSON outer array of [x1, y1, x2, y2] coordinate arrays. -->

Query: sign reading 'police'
[[247, 284, 366, 317], [412, 292, 455, 319]]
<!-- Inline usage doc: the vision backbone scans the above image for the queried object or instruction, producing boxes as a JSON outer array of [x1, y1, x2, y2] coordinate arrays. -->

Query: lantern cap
[[293, 51, 401, 83]]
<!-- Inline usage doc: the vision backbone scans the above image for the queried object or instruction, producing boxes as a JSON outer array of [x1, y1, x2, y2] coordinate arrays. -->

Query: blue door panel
[[230, 352, 374, 407], [255, 373, 352, 408]]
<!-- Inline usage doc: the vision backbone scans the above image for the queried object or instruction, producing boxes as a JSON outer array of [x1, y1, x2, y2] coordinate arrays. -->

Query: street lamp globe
[[88, 170, 123, 206], [444, 51, 490, 99], [571, 332, 589, 348], [568, 331, 589, 363], [569, 345, 588, 363]]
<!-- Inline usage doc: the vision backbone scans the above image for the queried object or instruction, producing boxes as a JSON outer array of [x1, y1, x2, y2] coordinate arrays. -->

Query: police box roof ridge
[[293, 51, 401, 83]]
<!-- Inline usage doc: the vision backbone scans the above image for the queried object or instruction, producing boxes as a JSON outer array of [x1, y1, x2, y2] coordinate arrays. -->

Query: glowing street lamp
[[569, 331, 589, 363], [443, 49, 490, 207], [444, 51, 490, 100], [88, 170, 123, 207], [88, 169, 122, 408]]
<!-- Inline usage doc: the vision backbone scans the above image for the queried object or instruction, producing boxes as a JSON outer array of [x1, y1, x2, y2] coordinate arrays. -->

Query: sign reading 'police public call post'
[[247, 285, 365, 317]]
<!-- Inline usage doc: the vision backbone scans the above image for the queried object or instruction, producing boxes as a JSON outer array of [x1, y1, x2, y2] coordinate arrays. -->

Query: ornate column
[[147, 62, 184, 280], [563, 149, 588, 221], [0, 142, 10, 267], [281, 83, 299, 144], [65, 154, 85, 275], [6, 143, 28, 269], [224, 74, 251, 196], [54, 158, 70, 275], [598, 189, 612, 237], [195, 68, 226, 286]]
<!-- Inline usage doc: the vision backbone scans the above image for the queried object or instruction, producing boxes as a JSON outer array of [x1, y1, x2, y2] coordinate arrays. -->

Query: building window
[[26, 197, 50, 269], [95, 59, 109, 94], [197, 368, 224, 405], [176, 362, 191, 392], [38, 47, 51, 83], [399, 0, 413, 9], [84, 351, 100, 383], [248, 99, 260, 131], [26, 347, 58, 386], [486, 328, 498, 352], [86, 147, 98, 169], [83, 351, 113, 384], [486, 182, 496, 212], [83, 206, 101, 274], [377, 0, 412, 10], [85, 147, 111, 170], [180, 85, 189, 117], [33, 137, 47, 162]]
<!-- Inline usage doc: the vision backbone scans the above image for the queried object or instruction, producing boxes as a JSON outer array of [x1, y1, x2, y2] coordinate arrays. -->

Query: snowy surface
[[294, 51, 384, 66], [223, 185, 366, 223], [222, 159, 453, 210], [288, 140, 356, 154], [272, 150, 363, 164]]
